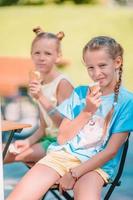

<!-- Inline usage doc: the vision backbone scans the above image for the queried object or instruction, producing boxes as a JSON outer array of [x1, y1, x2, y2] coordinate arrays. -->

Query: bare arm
[[71, 132, 129, 179], [57, 111, 92, 145], [56, 79, 73, 104], [48, 79, 74, 126], [58, 88, 102, 144], [29, 79, 73, 127]]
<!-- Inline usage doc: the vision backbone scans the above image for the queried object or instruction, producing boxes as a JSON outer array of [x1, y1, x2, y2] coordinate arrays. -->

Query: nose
[[94, 67, 102, 78], [39, 53, 45, 61]]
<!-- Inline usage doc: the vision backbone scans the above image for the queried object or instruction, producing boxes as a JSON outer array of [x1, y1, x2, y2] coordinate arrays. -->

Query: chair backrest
[[104, 133, 130, 200]]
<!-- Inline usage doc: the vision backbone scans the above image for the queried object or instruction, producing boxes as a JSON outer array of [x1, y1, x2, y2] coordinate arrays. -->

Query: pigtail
[[114, 64, 123, 103], [102, 64, 123, 137], [33, 26, 44, 35], [56, 31, 65, 40]]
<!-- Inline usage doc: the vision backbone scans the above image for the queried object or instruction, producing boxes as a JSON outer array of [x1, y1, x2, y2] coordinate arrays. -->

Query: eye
[[87, 66, 94, 71], [45, 51, 52, 56], [34, 51, 40, 55], [99, 64, 106, 68]]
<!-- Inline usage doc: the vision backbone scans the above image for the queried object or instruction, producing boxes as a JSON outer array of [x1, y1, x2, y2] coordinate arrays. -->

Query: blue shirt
[[48, 85, 133, 179]]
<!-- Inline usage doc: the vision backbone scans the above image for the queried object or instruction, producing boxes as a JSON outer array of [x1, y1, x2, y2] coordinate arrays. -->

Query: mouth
[[36, 64, 47, 69], [97, 77, 105, 81], [38, 63, 46, 66], [96, 78, 105, 84]]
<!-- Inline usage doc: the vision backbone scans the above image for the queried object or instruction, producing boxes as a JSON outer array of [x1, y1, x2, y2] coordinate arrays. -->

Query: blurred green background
[[0, 1, 133, 89]]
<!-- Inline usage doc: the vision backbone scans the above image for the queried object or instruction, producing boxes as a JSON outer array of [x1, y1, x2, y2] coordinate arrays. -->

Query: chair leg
[[104, 183, 117, 200], [62, 191, 73, 200], [51, 190, 63, 200], [41, 192, 48, 200], [41, 190, 63, 200], [104, 137, 129, 200]]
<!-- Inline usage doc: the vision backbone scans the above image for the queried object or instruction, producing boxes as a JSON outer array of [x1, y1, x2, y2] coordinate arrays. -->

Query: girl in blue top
[[7, 36, 133, 200]]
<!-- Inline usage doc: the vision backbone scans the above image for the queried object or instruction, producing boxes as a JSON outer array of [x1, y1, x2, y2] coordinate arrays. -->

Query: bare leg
[[4, 143, 46, 164], [6, 163, 60, 200], [74, 171, 104, 200]]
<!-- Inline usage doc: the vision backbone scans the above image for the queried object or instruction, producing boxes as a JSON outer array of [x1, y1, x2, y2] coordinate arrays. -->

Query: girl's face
[[31, 38, 59, 74], [83, 48, 122, 95]]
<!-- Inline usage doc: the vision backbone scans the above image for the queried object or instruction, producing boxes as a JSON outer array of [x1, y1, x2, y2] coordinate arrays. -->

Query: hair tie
[[113, 102, 117, 106], [56, 31, 65, 40], [33, 26, 44, 35]]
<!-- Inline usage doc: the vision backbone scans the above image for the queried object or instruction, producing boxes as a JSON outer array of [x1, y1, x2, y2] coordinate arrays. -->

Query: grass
[[0, 4, 133, 90]]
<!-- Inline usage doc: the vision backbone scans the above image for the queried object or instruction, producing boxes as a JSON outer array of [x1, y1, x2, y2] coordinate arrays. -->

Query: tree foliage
[[0, 0, 129, 6], [0, 0, 19, 6]]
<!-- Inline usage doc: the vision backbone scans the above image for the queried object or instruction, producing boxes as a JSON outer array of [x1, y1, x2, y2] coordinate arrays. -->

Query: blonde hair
[[83, 36, 124, 136], [31, 26, 65, 53]]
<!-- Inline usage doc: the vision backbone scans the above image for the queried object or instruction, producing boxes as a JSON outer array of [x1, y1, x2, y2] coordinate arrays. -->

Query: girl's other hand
[[14, 139, 30, 154], [29, 80, 42, 99], [85, 86, 102, 114], [59, 172, 76, 194]]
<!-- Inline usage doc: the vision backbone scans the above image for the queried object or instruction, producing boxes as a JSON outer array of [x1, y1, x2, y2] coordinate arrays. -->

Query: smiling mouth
[[97, 78, 105, 81]]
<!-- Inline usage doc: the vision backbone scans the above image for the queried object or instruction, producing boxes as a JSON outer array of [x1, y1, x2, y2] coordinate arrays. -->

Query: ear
[[114, 56, 122, 70], [31, 53, 35, 62], [55, 52, 62, 64]]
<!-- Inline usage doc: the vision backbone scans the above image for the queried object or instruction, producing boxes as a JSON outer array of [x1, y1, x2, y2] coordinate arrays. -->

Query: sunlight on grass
[[0, 4, 133, 89]]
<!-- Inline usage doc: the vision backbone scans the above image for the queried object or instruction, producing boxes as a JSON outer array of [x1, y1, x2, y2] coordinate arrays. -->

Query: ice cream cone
[[89, 82, 100, 93], [29, 70, 41, 81]]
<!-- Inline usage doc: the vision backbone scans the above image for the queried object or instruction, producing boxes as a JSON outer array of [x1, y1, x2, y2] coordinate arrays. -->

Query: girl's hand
[[59, 172, 76, 194], [85, 87, 102, 114], [29, 80, 42, 99], [14, 139, 30, 154]]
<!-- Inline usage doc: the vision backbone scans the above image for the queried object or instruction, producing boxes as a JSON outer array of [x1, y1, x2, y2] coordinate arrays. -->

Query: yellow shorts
[[38, 150, 109, 183]]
